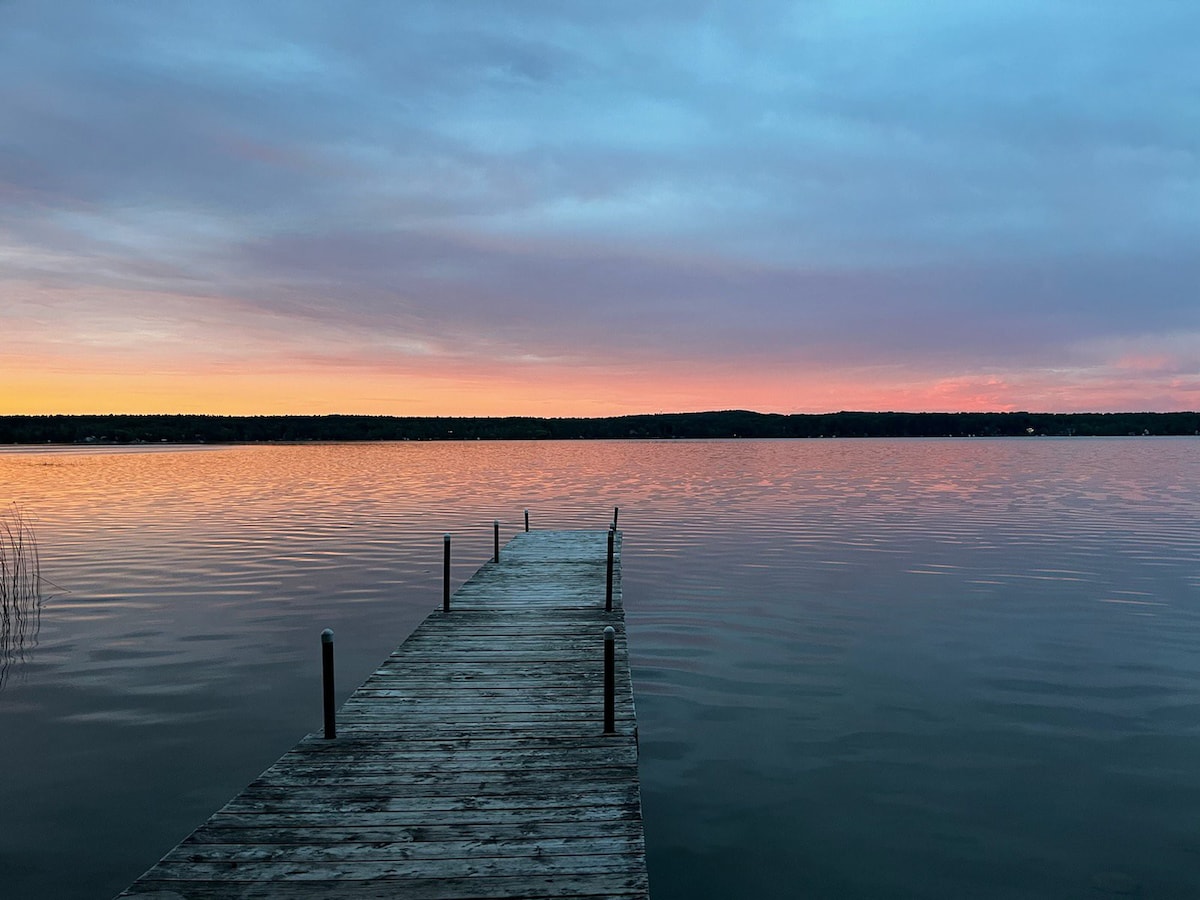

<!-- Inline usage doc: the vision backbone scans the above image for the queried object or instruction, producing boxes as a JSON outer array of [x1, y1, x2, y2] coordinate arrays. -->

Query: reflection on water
[[0, 505, 44, 689], [1, 439, 1199, 899]]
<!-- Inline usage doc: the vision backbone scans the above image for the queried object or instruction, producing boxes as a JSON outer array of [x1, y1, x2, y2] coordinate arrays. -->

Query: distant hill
[[2, 411, 1198, 444]]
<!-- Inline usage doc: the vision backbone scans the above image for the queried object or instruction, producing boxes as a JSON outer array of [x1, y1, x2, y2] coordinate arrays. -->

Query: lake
[[1, 438, 1198, 899]]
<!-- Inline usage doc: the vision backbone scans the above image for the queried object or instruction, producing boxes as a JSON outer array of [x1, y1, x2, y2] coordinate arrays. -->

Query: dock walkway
[[119, 528, 648, 899]]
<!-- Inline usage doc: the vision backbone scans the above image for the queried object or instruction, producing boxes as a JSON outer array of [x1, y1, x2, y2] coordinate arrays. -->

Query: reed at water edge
[[1, 505, 44, 687]]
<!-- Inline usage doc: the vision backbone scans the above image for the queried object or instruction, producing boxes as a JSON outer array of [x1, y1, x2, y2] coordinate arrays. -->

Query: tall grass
[[1, 505, 43, 688]]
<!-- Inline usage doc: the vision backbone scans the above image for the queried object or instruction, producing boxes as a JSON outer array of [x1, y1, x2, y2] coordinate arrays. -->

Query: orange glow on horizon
[[6, 356, 1198, 416], [5, 280, 1198, 417]]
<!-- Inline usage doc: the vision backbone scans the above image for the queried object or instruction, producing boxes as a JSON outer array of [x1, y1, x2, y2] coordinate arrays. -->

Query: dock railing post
[[321, 629, 336, 739], [443, 533, 451, 612], [606, 525, 615, 612], [524, 508, 529, 532], [603, 626, 615, 734], [493, 519, 500, 562], [613, 506, 619, 529]]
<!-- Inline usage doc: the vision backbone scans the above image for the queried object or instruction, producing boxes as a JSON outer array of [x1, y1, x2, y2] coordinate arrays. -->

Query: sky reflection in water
[[1, 439, 1199, 899]]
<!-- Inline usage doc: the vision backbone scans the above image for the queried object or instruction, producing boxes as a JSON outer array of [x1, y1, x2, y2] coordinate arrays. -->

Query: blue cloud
[[1, 0, 1197, 408]]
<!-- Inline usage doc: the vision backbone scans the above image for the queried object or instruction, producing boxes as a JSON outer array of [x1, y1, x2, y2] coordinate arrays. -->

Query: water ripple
[[1, 438, 1199, 899]]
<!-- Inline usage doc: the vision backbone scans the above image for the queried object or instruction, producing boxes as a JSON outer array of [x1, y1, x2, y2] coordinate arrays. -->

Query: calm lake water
[[2, 439, 1199, 899]]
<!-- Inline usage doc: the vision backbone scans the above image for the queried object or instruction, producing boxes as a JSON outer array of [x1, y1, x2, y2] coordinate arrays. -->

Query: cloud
[[1, 0, 1197, 413]]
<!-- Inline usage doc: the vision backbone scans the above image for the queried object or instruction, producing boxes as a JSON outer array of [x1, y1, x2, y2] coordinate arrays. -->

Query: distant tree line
[[1, 411, 1198, 445]]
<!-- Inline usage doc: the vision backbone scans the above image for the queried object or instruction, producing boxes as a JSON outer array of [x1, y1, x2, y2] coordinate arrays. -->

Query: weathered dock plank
[[118, 529, 647, 899]]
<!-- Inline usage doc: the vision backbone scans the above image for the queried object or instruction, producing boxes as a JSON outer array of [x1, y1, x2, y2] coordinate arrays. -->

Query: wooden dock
[[119, 528, 648, 899]]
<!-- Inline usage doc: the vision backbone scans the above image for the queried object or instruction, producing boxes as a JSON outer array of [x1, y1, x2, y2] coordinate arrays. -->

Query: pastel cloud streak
[[2, 0, 1198, 414]]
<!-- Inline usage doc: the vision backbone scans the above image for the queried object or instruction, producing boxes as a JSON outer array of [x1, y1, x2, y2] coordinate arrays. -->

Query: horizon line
[[4, 410, 1199, 419]]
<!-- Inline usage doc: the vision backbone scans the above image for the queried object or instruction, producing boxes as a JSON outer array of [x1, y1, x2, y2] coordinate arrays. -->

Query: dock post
[[606, 525, 615, 612], [524, 508, 529, 532], [603, 626, 615, 733], [443, 534, 451, 612], [613, 506, 619, 528], [120, 527, 650, 898], [493, 519, 500, 562], [321, 629, 336, 739]]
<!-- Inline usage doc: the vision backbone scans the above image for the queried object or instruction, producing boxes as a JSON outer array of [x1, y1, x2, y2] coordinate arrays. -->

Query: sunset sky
[[2, 1, 1198, 416]]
